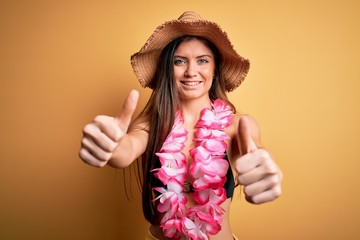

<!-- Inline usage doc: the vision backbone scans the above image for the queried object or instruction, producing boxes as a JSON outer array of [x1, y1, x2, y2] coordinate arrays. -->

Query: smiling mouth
[[181, 81, 202, 86]]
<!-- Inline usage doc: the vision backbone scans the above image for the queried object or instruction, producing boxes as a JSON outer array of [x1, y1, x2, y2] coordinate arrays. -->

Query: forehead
[[175, 39, 214, 56]]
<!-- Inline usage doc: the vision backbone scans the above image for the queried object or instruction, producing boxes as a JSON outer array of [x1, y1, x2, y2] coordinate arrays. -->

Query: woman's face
[[173, 39, 215, 101]]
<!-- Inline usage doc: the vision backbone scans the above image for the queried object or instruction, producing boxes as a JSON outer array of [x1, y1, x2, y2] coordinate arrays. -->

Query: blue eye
[[174, 59, 185, 65], [199, 59, 209, 64]]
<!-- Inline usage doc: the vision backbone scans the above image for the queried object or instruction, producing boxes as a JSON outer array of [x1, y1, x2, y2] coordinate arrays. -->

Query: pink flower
[[155, 165, 187, 184], [190, 146, 211, 162], [205, 175, 227, 189], [189, 146, 229, 189], [196, 100, 233, 130], [154, 152, 187, 184], [153, 179, 187, 213], [161, 112, 188, 152], [161, 134, 187, 152], [200, 139, 227, 154], [212, 99, 233, 118], [162, 219, 183, 238], [196, 108, 220, 129], [188, 205, 222, 234], [196, 202, 225, 226], [200, 157, 228, 177], [189, 157, 228, 189], [192, 175, 224, 189], [195, 128, 230, 142], [156, 152, 186, 168], [183, 217, 209, 240], [193, 188, 227, 205]]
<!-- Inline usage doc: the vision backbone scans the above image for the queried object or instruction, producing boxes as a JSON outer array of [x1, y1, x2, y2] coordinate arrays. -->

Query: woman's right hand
[[79, 90, 139, 167]]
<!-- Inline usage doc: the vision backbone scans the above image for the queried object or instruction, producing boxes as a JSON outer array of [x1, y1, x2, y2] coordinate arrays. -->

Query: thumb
[[238, 116, 257, 156], [115, 89, 139, 132]]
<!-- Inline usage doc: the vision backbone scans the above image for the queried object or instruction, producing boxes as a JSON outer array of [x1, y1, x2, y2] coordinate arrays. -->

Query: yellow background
[[1, 0, 359, 239]]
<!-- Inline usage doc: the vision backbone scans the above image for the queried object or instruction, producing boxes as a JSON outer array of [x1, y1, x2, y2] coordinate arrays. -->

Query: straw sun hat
[[130, 11, 250, 92]]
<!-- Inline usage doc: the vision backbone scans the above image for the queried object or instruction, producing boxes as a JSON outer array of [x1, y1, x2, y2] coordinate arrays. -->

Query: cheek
[[203, 66, 215, 80], [173, 67, 183, 80]]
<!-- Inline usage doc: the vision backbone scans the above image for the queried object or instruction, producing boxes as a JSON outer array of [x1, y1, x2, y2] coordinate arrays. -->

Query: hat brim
[[131, 19, 250, 92]]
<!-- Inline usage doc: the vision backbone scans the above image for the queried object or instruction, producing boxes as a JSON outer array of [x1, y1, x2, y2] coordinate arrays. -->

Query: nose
[[184, 61, 197, 78]]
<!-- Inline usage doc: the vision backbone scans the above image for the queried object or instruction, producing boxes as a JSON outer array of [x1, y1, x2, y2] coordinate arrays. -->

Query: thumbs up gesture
[[79, 90, 139, 168], [235, 115, 283, 204]]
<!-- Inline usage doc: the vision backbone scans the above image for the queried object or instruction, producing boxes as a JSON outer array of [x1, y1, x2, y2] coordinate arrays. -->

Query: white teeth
[[182, 81, 200, 86]]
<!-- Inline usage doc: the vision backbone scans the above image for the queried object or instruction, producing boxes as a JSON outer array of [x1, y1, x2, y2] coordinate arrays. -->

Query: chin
[[179, 92, 209, 101]]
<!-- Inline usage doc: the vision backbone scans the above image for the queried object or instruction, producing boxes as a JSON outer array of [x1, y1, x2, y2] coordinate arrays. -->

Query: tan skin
[[79, 39, 283, 239]]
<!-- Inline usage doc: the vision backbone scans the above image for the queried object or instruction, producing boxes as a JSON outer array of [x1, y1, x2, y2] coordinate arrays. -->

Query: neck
[[179, 96, 212, 125]]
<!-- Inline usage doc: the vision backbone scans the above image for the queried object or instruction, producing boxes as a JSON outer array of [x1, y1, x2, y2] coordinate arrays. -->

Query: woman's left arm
[[234, 114, 283, 204]]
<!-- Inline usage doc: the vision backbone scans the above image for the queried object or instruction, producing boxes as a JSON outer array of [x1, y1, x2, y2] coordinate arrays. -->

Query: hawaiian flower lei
[[152, 99, 233, 240]]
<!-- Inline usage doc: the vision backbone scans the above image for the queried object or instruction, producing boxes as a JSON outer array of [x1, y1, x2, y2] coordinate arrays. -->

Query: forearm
[[107, 131, 147, 168]]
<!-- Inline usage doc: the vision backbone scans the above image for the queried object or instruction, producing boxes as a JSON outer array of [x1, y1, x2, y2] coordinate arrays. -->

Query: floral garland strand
[[152, 99, 233, 240]]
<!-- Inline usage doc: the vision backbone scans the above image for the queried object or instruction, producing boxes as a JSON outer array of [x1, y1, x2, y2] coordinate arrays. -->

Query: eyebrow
[[174, 54, 213, 59]]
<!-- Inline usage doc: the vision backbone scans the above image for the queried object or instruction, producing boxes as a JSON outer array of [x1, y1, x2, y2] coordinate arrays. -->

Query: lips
[[180, 81, 202, 86]]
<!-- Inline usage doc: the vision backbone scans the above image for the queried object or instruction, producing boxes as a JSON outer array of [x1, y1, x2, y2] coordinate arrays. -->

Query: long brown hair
[[135, 35, 235, 225]]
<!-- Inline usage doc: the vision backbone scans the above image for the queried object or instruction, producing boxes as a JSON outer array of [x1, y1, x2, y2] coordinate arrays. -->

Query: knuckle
[[94, 115, 105, 123], [234, 162, 241, 173], [78, 148, 108, 168], [94, 115, 113, 125], [107, 141, 118, 152], [268, 165, 278, 175], [271, 186, 282, 199], [268, 175, 279, 186], [99, 139, 117, 152], [114, 129, 125, 142], [262, 161, 277, 175], [93, 161, 107, 168], [82, 124, 94, 135], [246, 196, 258, 205], [78, 148, 87, 161], [81, 137, 89, 147], [243, 186, 253, 197], [271, 166, 279, 175], [97, 151, 112, 162], [237, 175, 245, 185], [258, 150, 270, 162], [235, 160, 245, 175]]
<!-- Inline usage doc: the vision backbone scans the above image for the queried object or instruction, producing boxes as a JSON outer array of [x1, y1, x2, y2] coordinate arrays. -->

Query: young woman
[[79, 11, 283, 240]]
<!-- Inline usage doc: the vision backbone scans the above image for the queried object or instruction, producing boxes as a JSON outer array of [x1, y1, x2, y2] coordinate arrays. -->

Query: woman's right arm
[[79, 90, 148, 168]]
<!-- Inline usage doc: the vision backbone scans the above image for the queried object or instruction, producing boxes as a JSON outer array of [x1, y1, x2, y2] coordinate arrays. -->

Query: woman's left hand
[[235, 116, 283, 204]]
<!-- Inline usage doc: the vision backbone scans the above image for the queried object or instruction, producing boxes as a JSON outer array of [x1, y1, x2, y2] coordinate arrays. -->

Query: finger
[[81, 136, 112, 162], [237, 165, 266, 186], [246, 185, 282, 204], [236, 150, 276, 184], [115, 89, 139, 132], [79, 148, 107, 168], [242, 174, 281, 197], [83, 121, 118, 150], [235, 153, 261, 175], [238, 116, 257, 156]]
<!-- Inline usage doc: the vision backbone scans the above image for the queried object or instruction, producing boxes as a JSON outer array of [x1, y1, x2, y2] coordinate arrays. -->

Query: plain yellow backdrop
[[1, 0, 359, 239]]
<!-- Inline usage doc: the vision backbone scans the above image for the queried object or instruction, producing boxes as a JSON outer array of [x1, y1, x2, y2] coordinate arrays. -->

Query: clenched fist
[[235, 116, 283, 204], [79, 90, 139, 167]]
